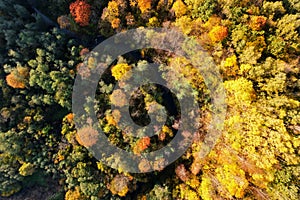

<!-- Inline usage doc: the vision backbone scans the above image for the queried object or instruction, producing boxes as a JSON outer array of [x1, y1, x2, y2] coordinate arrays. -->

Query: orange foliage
[[23, 116, 32, 123], [137, 0, 152, 13], [69, 0, 91, 26], [66, 113, 74, 123], [250, 16, 267, 31], [208, 25, 228, 43], [111, 18, 121, 29], [6, 66, 28, 89], [54, 153, 65, 164], [105, 109, 121, 126], [6, 74, 25, 89], [133, 137, 151, 154], [105, 114, 117, 126]]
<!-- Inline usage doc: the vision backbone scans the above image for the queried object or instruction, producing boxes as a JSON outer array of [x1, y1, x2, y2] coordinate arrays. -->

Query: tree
[[69, 0, 91, 26], [5, 65, 29, 89]]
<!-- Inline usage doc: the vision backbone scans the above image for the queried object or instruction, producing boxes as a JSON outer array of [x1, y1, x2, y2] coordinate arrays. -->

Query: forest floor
[[2, 176, 62, 200]]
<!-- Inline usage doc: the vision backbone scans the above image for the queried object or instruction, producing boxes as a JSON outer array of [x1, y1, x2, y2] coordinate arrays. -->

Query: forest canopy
[[0, 0, 299, 199]]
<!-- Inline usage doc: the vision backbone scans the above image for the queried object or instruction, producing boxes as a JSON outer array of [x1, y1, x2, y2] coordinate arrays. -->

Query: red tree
[[69, 0, 91, 26]]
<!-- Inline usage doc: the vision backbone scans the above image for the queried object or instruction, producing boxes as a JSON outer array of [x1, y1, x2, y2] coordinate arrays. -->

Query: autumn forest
[[0, 0, 299, 199]]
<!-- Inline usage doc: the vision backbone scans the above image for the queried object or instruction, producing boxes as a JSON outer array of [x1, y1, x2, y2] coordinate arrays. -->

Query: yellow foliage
[[87, 57, 96, 69], [111, 63, 132, 81], [168, 56, 204, 90], [224, 77, 255, 108], [97, 161, 105, 172], [251, 172, 274, 188], [172, 0, 187, 17], [54, 153, 65, 164], [187, 177, 200, 189], [224, 55, 237, 67], [220, 93, 300, 192], [239, 63, 252, 74], [157, 125, 173, 141], [19, 162, 35, 176], [176, 183, 200, 200], [23, 116, 32, 123], [199, 175, 214, 200], [147, 17, 159, 27], [102, 0, 120, 28], [107, 1, 119, 17], [162, 125, 173, 136], [103, 125, 111, 133], [174, 16, 193, 35], [202, 16, 222, 30], [222, 55, 239, 76], [129, 0, 137, 7], [65, 186, 86, 200], [215, 163, 249, 198]]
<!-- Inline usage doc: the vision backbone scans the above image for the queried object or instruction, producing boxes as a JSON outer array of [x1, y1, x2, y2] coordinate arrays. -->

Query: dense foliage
[[0, 0, 299, 199]]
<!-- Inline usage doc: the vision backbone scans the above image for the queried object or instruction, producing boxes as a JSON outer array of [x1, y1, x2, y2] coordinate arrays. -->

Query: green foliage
[[145, 184, 171, 199], [267, 166, 300, 200], [1, 0, 300, 199], [262, 1, 286, 20], [0, 0, 39, 64], [0, 151, 22, 197], [0, 2, 82, 196], [284, 0, 300, 13], [184, 0, 218, 21]]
